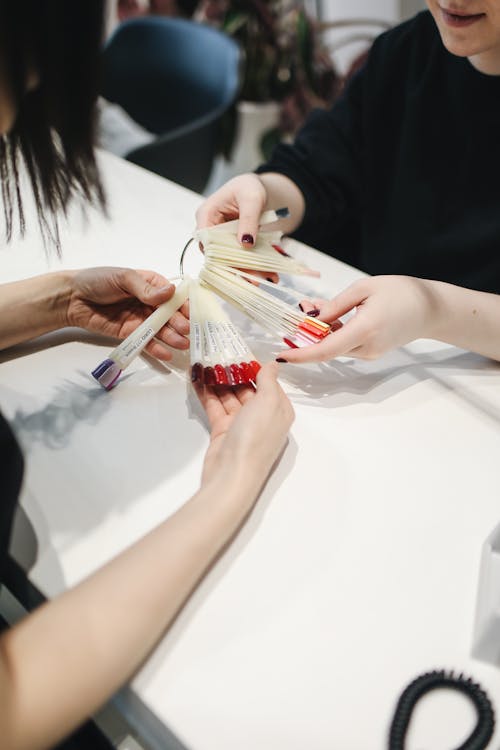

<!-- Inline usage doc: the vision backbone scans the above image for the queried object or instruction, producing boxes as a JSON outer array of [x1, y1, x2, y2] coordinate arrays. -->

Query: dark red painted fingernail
[[276, 357, 288, 363], [266, 277, 276, 283], [306, 308, 320, 317], [204, 366, 216, 385], [191, 362, 203, 383], [298, 303, 304, 311], [241, 234, 254, 244]]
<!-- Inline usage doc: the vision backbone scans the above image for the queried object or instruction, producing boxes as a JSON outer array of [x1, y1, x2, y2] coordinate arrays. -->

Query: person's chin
[[438, 27, 483, 57]]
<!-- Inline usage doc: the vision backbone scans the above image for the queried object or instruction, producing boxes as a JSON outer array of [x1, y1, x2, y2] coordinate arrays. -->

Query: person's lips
[[439, 6, 486, 26]]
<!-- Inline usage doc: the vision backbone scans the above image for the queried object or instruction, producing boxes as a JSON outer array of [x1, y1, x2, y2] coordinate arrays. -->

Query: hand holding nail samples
[[275, 275, 438, 363], [195, 362, 294, 493], [68, 267, 190, 362], [66, 267, 191, 390]]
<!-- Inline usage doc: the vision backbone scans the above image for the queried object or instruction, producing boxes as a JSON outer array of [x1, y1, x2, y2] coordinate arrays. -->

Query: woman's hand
[[196, 172, 304, 284], [195, 363, 294, 497], [196, 174, 268, 247], [276, 275, 438, 363], [66, 267, 189, 361]]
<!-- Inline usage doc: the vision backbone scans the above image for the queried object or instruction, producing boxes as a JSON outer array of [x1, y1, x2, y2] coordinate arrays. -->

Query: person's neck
[[468, 49, 500, 75]]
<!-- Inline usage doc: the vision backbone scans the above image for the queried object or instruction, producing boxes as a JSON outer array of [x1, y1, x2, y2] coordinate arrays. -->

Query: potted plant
[[195, 0, 341, 168]]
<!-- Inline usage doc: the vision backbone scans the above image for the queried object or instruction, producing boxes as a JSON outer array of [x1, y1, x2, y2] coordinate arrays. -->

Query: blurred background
[[100, 0, 426, 194]]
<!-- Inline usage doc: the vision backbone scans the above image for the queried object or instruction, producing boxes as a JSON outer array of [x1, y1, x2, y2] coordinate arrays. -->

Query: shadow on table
[[285, 350, 500, 425], [244, 321, 500, 426], [1, 330, 205, 595]]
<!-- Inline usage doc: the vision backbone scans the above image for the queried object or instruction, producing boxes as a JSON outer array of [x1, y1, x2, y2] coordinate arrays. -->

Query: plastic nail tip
[[249, 360, 261, 377], [191, 362, 204, 383], [214, 364, 229, 385], [204, 366, 216, 385], [239, 362, 254, 382], [229, 363, 244, 384], [272, 244, 291, 257]]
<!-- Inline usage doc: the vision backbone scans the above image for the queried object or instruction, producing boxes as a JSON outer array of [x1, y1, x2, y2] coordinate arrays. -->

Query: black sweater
[[0, 412, 23, 584], [258, 11, 500, 294]]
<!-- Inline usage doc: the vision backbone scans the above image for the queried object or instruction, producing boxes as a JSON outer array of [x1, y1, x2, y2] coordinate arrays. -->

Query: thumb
[[120, 269, 175, 305], [255, 362, 281, 395], [144, 282, 176, 306]]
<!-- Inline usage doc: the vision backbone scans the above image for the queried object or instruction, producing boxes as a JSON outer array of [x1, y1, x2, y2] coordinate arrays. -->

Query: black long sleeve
[[258, 11, 500, 294], [0, 411, 23, 584]]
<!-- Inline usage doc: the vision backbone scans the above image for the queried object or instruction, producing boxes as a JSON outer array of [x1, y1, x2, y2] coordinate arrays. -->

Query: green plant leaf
[[259, 126, 281, 161], [296, 10, 314, 89], [223, 10, 250, 35]]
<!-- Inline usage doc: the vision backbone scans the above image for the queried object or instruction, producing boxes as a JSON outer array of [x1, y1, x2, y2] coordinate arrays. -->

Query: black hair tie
[[389, 670, 495, 750]]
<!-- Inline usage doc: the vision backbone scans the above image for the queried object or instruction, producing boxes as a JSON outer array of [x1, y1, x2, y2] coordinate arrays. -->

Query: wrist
[[48, 270, 76, 329], [0, 270, 76, 351], [201, 456, 267, 511], [417, 278, 453, 341]]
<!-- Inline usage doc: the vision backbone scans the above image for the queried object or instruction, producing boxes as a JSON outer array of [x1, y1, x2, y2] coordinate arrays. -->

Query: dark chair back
[[102, 17, 241, 193]]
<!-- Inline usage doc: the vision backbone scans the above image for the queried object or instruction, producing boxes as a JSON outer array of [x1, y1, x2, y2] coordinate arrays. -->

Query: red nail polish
[[204, 366, 216, 385], [249, 360, 261, 377], [214, 364, 228, 385], [239, 362, 253, 382], [241, 234, 254, 244], [229, 363, 243, 384], [276, 358, 287, 363], [272, 243, 291, 257]]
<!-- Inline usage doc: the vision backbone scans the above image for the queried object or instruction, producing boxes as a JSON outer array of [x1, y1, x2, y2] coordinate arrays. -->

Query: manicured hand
[[195, 362, 294, 489], [196, 174, 280, 283], [66, 266, 190, 361], [276, 275, 437, 363], [196, 173, 267, 247]]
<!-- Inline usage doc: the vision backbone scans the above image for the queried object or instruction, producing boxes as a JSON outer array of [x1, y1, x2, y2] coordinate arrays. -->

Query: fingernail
[[276, 357, 288, 363], [306, 308, 320, 317], [156, 285, 173, 294], [298, 303, 304, 311], [266, 277, 276, 283], [241, 234, 254, 244]]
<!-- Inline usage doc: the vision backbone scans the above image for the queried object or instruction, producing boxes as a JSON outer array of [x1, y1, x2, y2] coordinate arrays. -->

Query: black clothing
[[0, 414, 111, 749], [0, 411, 24, 582], [258, 11, 500, 294]]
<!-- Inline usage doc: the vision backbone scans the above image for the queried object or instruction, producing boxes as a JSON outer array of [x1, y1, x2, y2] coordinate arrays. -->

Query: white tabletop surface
[[1, 151, 500, 750]]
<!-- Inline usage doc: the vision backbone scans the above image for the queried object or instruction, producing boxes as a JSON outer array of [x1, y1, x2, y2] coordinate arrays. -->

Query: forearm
[[0, 468, 262, 750], [425, 279, 500, 361], [257, 172, 305, 234], [0, 272, 74, 350]]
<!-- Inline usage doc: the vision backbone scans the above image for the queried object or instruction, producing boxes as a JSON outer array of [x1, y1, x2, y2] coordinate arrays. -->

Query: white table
[[1, 151, 500, 750]]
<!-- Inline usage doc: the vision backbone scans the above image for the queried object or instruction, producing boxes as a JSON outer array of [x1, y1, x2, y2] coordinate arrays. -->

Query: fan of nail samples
[[198, 265, 331, 349], [195, 227, 320, 278], [189, 279, 261, 386]]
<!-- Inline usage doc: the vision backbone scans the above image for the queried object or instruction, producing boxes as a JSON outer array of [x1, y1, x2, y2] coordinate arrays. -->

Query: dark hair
[[0, 0, 106, 250]]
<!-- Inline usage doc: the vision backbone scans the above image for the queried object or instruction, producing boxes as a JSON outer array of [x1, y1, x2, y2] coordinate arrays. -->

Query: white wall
[[317, 0, 425, 22], [317, 0, 426, 73], [318, 0, 397, 23]]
